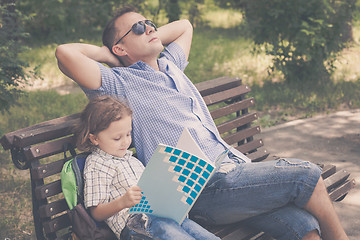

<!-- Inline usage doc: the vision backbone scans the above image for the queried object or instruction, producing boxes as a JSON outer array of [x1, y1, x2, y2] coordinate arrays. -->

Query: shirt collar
[[95, 148, 133, 161], [129, 61, 156, 72], [129, 59, 170, 73]]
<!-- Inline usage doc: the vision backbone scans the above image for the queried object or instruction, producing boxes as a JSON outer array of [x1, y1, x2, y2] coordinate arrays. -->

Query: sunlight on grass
[[203, 9, 243, 28], [216, 48, 275, 85], [21, 44, 73, 90], [332, 22, 360, 83]]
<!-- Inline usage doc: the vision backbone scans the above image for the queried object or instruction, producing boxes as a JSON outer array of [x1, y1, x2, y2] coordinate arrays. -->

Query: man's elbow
[[55, 44, 67, 62], [183, 19, 193, 33]]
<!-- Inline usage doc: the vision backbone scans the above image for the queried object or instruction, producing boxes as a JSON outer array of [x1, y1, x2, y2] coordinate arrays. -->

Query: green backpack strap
[[61, 158, 77, 210], [61, 143, 78, 210]]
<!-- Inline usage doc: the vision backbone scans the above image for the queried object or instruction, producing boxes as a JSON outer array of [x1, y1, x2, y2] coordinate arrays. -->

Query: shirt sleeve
[[160, 42, 189, 72], [80, 62, 126, 99], [83, 159, 113, 208]]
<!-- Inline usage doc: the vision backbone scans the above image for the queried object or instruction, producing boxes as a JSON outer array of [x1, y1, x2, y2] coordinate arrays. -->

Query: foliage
[[17, 0, 148, 43], [163, 0, 182, 22], [216, 0, 356, 86], [0, 1, 39, 112]]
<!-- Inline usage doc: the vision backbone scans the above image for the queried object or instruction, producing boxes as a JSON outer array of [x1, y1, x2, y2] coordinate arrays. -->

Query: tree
[[217, 0, 355, 85], [164, 0, 182, 22], [0, 0, 37, 112]]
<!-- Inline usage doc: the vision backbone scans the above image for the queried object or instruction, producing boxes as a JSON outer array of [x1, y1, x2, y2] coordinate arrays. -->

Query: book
[[129, 128, 229, 224]]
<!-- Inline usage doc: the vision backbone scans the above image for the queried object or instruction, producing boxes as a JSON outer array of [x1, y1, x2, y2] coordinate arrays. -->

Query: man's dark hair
[[102, 6, 137, 52]]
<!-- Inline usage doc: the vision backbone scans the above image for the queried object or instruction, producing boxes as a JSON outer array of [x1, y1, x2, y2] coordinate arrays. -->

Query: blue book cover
[[129, 129, 228, 224]]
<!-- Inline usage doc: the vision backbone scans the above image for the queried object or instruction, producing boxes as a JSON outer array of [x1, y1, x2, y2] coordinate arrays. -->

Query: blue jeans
[[190, 158, 322, 240], [124, 214, 220, 240]]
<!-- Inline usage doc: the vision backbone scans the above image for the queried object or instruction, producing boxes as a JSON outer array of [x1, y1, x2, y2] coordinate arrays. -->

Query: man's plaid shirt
[[83, 148, 144, 238]]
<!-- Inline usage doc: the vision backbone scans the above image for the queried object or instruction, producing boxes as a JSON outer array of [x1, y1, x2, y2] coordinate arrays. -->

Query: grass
[[0, 91, 88, 238], [1, 6, 360, 238], [0, 164, 33, 239], [0, 91, 88, 138]]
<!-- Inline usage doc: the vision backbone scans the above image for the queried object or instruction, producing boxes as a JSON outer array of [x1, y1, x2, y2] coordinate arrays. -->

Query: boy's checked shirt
[[83, 148, 144, 238]]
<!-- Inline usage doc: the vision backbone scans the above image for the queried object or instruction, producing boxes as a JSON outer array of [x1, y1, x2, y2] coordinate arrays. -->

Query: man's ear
[[112, 45, 127, 57], [89, 134, 99, 146]]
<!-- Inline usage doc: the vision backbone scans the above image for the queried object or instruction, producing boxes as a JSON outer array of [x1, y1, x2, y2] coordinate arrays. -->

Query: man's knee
[[302, 229, 320, 240]]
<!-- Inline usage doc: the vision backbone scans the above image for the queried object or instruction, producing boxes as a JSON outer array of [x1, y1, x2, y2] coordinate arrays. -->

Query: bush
[[216, 0, 356, 85], [0, 1, 38, 112]]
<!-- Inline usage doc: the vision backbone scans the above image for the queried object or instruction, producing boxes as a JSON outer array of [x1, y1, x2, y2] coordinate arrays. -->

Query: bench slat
[[247, 147, 270, 162], [217, 113, 258, 134], [321, 165, 336, 179], [223, 126, 261, 146], [236, 139, 264, 154], [39, 199, 68, 218], [24, 135, 75, 160], [12, 118, 77, 148], [197, 77, 242, 97], [35, 180, 62, 200], [329, 179, 356, 201], [324, 170, 350, 191], [43, 213, 70, 235], [210, 98, 255, 120], [203, 85, 251, 106], [32, 158, 68, 180], [1, 113, 79, 149]]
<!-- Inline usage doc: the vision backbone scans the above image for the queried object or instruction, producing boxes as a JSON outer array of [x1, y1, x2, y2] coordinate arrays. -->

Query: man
[[56, 7, 348, 240]]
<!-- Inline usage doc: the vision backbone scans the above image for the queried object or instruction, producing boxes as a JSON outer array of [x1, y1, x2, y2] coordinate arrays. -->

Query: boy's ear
[[89, 134, 99, 146], [112, 45, 127, 57]]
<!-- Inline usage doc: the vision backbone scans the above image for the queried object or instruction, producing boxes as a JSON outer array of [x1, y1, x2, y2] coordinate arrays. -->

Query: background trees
[[0, 0, 358, 112]]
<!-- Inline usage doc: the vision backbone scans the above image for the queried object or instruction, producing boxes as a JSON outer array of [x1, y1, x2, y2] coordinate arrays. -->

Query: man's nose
[[145, 24, 155, 34]]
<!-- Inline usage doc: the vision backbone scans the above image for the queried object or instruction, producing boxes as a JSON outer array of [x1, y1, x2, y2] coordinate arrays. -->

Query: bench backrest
[[1, 77, 265, 239]]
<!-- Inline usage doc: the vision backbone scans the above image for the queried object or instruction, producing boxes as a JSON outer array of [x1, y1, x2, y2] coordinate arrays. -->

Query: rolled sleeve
[[81, 62, 126, 99], [160, 42, 189, 72]]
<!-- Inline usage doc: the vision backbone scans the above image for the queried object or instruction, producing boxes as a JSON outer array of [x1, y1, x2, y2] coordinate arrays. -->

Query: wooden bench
[[0, 76, 355, 240]]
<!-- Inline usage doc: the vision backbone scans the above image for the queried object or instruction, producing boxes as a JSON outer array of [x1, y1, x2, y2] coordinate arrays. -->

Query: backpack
[[61, 146, 117, 240]]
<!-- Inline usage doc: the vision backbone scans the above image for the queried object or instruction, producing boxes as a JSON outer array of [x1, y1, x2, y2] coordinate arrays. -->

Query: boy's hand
[[123, 186, 142, 208]]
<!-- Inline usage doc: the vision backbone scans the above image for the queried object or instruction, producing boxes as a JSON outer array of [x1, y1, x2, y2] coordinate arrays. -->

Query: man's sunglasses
[[114, 20, 157, 45]]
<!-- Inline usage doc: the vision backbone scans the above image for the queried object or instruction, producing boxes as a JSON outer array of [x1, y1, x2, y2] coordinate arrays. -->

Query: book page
[[176, 128, 209, 161]]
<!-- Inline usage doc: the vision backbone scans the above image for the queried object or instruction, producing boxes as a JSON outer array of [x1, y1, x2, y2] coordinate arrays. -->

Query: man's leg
[[242, 204, 320, 240], [181, 218, 221, 240], [127, 214, 220, 240], [304, 177, 348, 240], [190, 158, 346, 239]]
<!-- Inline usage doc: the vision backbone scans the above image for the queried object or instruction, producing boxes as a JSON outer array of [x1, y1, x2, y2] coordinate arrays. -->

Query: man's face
[[113, 12, 164, 62]]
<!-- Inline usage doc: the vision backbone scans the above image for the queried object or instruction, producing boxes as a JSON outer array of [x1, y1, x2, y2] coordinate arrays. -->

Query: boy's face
[[113, 12, 164, 62], [90, 115, 132, 158]]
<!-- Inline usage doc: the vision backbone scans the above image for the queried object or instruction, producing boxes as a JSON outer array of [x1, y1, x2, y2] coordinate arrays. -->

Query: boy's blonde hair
[[75, 95, 132, 151]]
